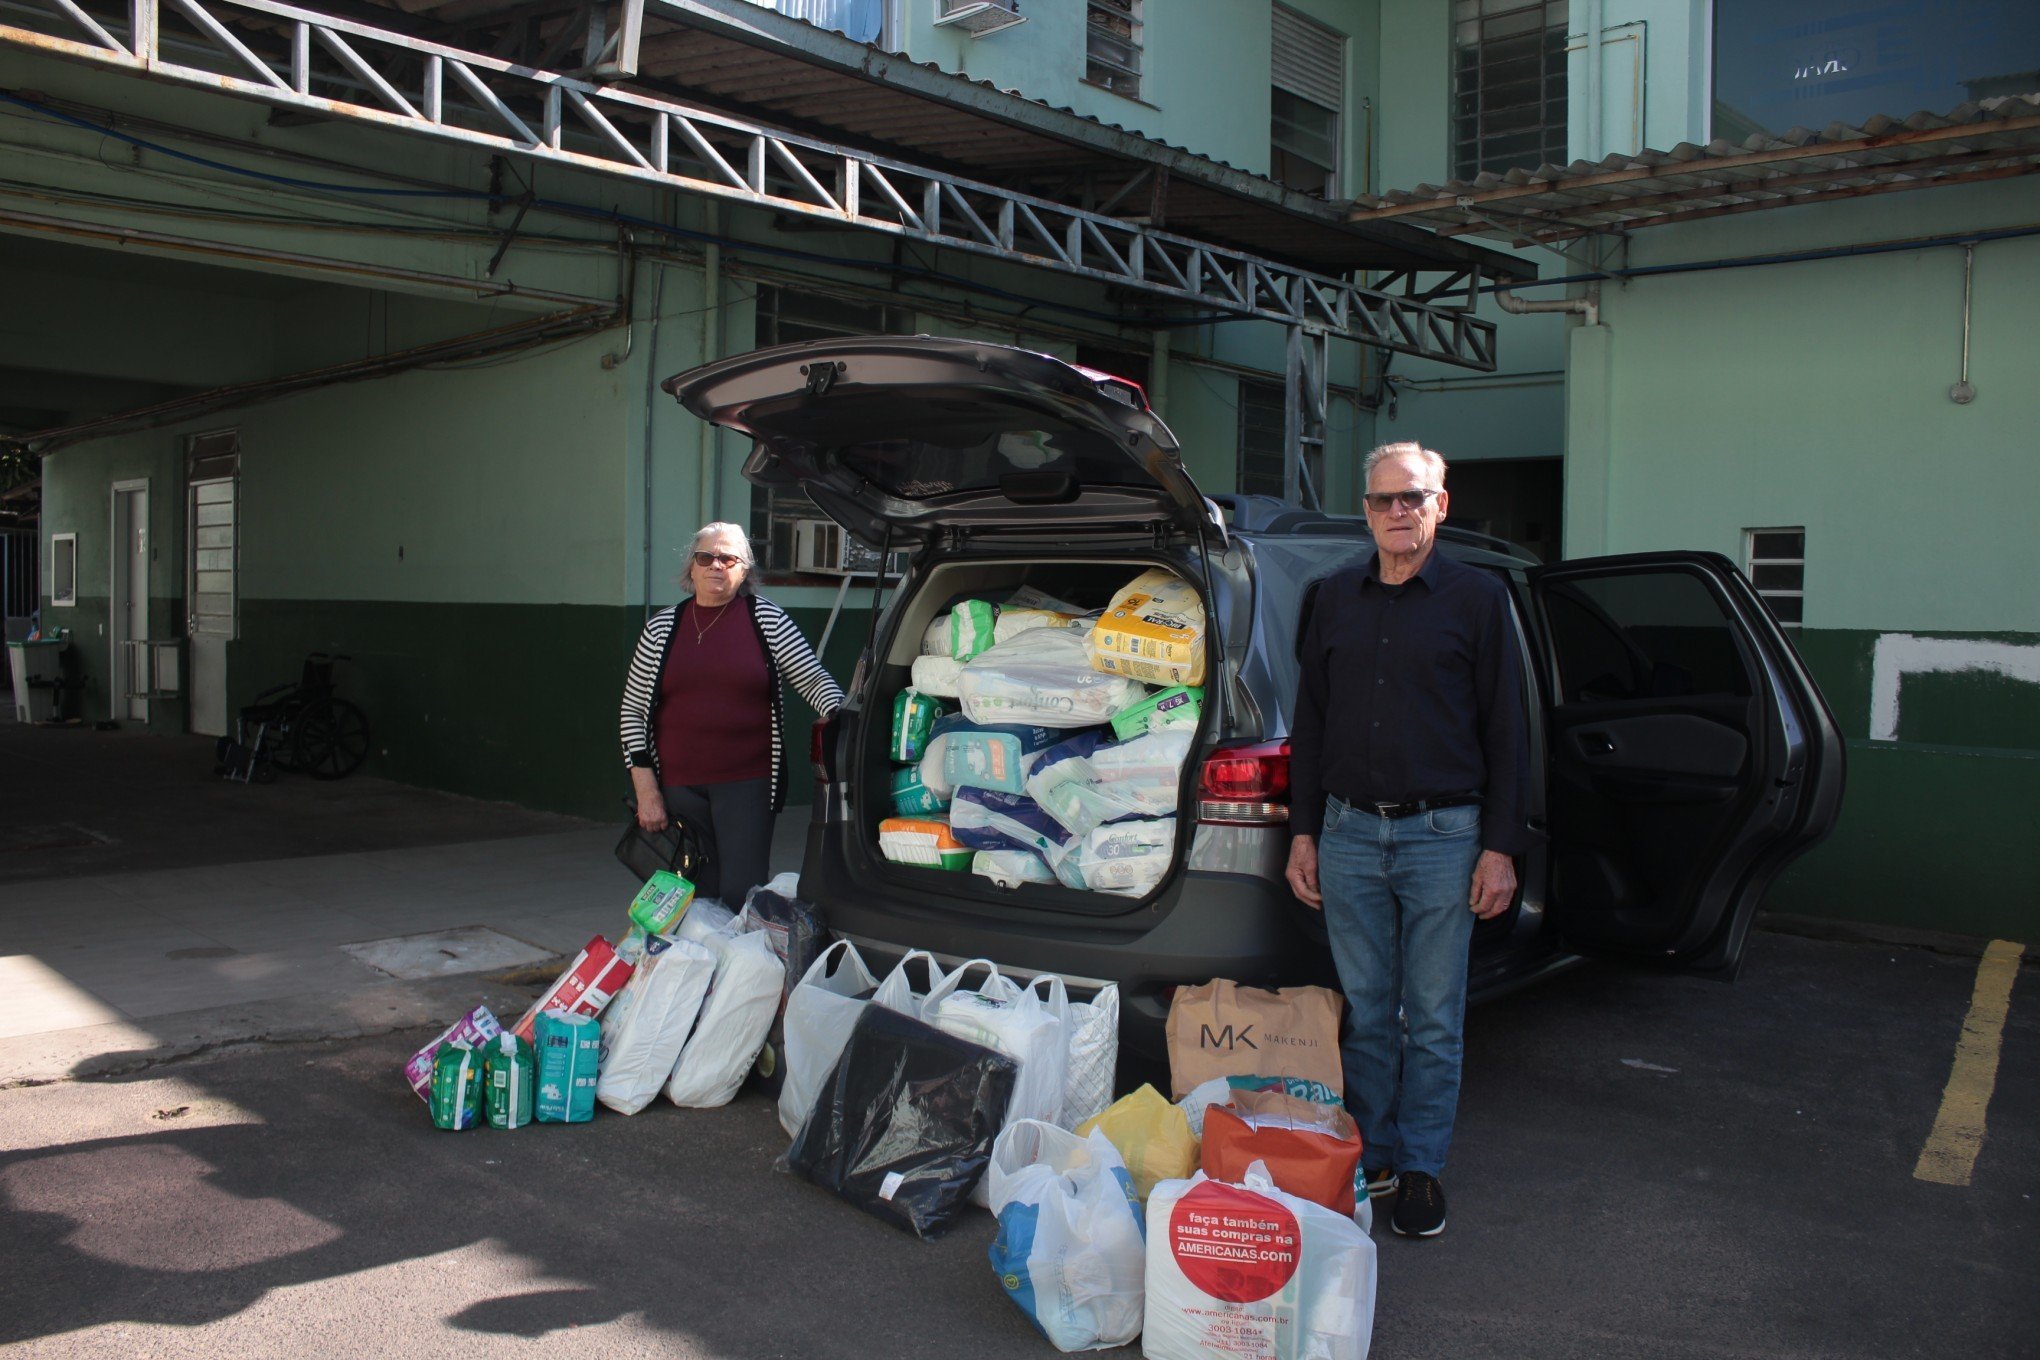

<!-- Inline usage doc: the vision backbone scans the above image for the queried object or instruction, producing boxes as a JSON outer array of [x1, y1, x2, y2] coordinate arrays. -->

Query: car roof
[[1212, 495, 1537, 569]]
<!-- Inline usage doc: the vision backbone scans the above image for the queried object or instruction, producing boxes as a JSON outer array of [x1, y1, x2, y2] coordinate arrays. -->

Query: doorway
[[1443, 457, 1564, 563], [187, 433, 240, 738]]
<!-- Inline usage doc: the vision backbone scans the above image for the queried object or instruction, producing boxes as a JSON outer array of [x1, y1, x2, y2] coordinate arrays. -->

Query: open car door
[[1528, 552, 1844, 976]]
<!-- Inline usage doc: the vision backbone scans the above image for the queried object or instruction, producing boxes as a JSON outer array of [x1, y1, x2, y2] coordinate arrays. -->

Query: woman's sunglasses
[[692, 550, 743, 568]]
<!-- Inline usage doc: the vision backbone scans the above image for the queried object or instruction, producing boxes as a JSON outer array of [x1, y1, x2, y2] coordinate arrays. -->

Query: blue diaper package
[[948, 786, 1074, 861]]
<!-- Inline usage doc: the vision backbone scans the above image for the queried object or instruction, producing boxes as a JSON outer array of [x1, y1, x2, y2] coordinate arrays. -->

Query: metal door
[[188, 476, 237, 737], [110, 481, 149, 722]]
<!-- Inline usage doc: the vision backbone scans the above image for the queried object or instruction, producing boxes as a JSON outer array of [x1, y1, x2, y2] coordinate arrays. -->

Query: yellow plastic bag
[[1076, 1082, 1198, 1200]]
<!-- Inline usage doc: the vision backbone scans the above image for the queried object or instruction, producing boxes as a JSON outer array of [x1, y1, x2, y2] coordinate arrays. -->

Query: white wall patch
[[1868, 635, 2040, 742]]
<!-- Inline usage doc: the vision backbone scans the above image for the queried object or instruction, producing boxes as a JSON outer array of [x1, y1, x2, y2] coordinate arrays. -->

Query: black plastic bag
[[786, 1004, 1018, 1240]]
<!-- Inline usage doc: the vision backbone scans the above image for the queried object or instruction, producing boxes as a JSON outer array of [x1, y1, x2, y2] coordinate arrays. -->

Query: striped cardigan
[[620, 594, 845, 813]]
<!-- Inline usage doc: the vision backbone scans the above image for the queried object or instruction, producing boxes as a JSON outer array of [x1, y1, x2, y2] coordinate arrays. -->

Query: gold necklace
[[691, 598, 731, 643]]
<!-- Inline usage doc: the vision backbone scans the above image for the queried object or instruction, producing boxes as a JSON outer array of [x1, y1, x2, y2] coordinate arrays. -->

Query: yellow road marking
[[1913, 939, 2025, 1187]]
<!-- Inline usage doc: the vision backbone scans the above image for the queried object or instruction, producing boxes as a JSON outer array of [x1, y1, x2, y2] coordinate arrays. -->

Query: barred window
[[1452, 0, 1569, 180], [1237, 379, 1321, 501], [1744, 527, 1805, 629], [1086, 0, 1143, 99]]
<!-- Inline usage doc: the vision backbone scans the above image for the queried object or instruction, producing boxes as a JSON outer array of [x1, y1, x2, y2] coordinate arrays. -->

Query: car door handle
[[1579, 730, 1617, 756]]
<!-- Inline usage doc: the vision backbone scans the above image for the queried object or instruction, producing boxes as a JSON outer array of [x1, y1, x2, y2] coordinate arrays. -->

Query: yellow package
[[1076, 1082, 1199, 1200], [1087, 568, 1206, 687]]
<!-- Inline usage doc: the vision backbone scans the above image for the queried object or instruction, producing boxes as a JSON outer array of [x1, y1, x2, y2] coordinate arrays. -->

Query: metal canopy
[[1348, 95, 2040, 247], [0, 0, 1513, 368]]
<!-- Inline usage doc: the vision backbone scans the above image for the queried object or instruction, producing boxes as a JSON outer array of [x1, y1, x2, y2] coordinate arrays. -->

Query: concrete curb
[[1757, 911, 2028, 960]]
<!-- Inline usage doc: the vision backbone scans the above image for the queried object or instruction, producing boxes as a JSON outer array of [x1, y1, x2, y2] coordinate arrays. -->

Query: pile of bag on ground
[[403, 868, 822, 1130], [774, 948, 1378, 1358], [877, 575, 1207, 897]]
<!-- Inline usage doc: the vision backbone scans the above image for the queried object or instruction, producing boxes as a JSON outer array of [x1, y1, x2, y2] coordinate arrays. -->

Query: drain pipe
[[698, 202, 722, 527], [1495, 281, 1600, 327]]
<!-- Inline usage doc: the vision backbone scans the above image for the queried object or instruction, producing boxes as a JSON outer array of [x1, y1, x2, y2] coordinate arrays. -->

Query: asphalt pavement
[[1, 929, 2033, 1359]]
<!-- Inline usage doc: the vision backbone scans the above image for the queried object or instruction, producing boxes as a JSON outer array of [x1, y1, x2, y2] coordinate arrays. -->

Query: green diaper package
[[483, 1032, 536, 1130], [890, 764, 950, 816], [429, 1043, 485, 1130], [1110, 685, 1203, 741], [891, 688, 950, 762], [535, 1011, 601, 1123], [950, 599, 998, 661], [628, 870, 695, 936]]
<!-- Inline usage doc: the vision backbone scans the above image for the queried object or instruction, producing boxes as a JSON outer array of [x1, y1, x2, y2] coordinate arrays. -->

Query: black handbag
[[614, 798, 711, 885]]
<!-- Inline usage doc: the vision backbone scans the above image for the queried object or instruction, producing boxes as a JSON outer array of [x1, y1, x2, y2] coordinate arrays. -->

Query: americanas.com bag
[[1200, 1088, 1364, 1217], [786, 1004, 1018, 1240], [534, 1011, 602, 1124], [429, 1042, 486, 1130], [596, 934, 717, 1116], [1164, 979, 1345, 1099], [406, 1004, 501, 1101], [483, 1033, 536, 1130], [958, 628, 1149, 730], [986, 1121, 1147, 1352], [512, 935, 634, 1042], [665, 930, 784, 1108], [777, 939, 879, 1139], [1143, 1166, 1377, 1360], [1075, 1083, 1197, 1202]]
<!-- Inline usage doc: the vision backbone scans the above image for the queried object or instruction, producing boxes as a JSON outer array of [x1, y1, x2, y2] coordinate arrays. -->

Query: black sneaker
[[1363, 1166, 1398, 1200], [1390, 1171, 1447, 1237]]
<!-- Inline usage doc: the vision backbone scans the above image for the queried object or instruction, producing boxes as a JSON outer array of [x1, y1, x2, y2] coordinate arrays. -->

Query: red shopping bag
[[1199, 1088, 1363, 1216]]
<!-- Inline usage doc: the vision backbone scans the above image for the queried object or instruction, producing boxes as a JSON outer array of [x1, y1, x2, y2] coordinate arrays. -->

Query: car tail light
[[811, 716, 834, 785], [1197, 740, 1290, 826]]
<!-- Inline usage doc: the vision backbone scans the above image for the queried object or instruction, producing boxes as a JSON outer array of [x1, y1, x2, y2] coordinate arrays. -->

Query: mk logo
[[1200, 1022, 1258, 1051]]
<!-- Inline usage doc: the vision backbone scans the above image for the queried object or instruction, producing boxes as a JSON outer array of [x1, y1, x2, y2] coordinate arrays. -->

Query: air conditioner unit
[[935, 0, 1026, 39], [792, 519, 906, 577]]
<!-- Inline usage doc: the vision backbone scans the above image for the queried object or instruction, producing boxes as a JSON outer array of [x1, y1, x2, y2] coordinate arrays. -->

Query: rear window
[[744, 390, 1144, 499]]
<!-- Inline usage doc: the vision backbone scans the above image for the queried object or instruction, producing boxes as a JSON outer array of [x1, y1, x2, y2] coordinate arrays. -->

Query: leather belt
[[1349, 794, 1482, 820]]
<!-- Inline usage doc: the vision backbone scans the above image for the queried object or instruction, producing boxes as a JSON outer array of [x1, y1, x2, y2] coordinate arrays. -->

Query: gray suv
[[666, 337, 1845, 1068]]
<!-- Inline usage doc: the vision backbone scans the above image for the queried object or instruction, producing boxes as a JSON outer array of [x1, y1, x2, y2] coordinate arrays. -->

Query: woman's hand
[[631, 768, 668, 832]]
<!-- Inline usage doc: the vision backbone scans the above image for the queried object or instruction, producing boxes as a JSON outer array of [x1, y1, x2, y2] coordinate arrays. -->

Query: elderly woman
[[620, 521, 844, 906]]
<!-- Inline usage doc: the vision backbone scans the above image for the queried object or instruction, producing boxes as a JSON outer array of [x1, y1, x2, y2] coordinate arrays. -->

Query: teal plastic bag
[[483, 1032, 536, 1129], [535, 1011, 601, 1123]]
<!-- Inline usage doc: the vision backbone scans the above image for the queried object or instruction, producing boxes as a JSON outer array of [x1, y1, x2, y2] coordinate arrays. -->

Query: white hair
[[684, 520, 756, 595], [1363, 441, 1448, 488]]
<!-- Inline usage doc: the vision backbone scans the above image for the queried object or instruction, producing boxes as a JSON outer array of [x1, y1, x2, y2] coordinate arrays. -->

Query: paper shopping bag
[[1164, 979, 1343, 1099]]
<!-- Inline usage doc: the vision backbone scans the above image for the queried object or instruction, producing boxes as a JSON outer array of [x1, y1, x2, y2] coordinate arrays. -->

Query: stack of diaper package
[[876, 573, 1206, 898]]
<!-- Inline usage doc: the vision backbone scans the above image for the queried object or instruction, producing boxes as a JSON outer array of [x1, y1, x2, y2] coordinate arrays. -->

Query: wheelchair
[[214, 652, 372, 783]]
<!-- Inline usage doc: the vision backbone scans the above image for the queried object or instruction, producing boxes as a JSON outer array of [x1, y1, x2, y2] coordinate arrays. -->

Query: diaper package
[[949, 786, 1075, 863], [1088, 728, 1195, 815], [942, 719, 1068, 795], [951, 600, 1000, 661], [1088, 569, 1206, 688], [1055, 817, 1176, 896], [890, 764, 950, 816], [971, 848, 1058, 888], [959, 628, 1148, 729], [910, 655, 964, 698], [891, 689, 950, 762], [1110, 685, 1203, 741], [878, 816, 973, 871]]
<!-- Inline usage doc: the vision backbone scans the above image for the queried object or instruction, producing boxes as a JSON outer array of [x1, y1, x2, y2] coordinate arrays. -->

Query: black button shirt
[[1289, 548, 1534, 855]]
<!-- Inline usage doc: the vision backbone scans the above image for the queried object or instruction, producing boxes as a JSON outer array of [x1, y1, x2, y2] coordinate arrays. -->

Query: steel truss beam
[[0, 0, 1498, 368]]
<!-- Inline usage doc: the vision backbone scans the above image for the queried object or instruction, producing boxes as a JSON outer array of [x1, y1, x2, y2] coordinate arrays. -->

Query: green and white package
[[535, 1011, 601, 1123], [950, 599, 999, 661], [627, 870, 695, 936], [429, 1042, 485, 1130], [890, 764, 950, 816], [483, 1032, 536, 1129], [890, 688, 949, 762]]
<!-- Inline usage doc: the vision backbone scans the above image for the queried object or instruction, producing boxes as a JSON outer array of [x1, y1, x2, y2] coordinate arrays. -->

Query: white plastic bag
[[986, 1120, 1147, 1352], [928, 966, 1070, 1191], [1056, 818, 1177, 896], [777, 940, 879, 1138], [871, 948, 952, 1022], [677, 899, 734, 948], [1062, 983, 1120, 1130], [1143, 1165, 1377, 1360], [973, 848, 1057, 888], [1087, 729, 1195, 815], [1177, 1075, 1234, 1139], [596, 935, 717, 1116], [1027, 755, 1150, 840], [664, 931, 785, 1108], [958, 628, 1148, 729]]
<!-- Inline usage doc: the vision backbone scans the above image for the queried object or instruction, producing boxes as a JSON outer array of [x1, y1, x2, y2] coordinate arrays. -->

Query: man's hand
[[1286, 835, 1323, 910], [630, 767, 668, 833], [1469, 849, 1517, 919]]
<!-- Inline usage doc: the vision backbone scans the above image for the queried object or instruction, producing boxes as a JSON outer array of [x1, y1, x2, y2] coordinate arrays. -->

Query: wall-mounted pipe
[[1950, 245, 1977, 405], [1495, 281, 1600, 327], [698, 201, 722, 529]]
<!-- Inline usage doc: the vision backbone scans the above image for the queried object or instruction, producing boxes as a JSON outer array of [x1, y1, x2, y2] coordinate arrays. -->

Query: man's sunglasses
[[691, 550, 743, 568], [1362, 488, 1443, 513]]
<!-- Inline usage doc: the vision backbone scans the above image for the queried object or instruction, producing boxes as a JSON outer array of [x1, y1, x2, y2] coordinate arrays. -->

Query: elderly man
[[1285, 441, 1533, 1238]]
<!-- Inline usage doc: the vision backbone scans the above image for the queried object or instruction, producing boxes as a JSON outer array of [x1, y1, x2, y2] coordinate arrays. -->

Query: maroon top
[[655, 596, 773, 785]]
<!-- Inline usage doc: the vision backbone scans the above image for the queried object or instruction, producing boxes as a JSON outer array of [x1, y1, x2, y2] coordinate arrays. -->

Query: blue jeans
[[1317, 795, 1483, 1178]]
